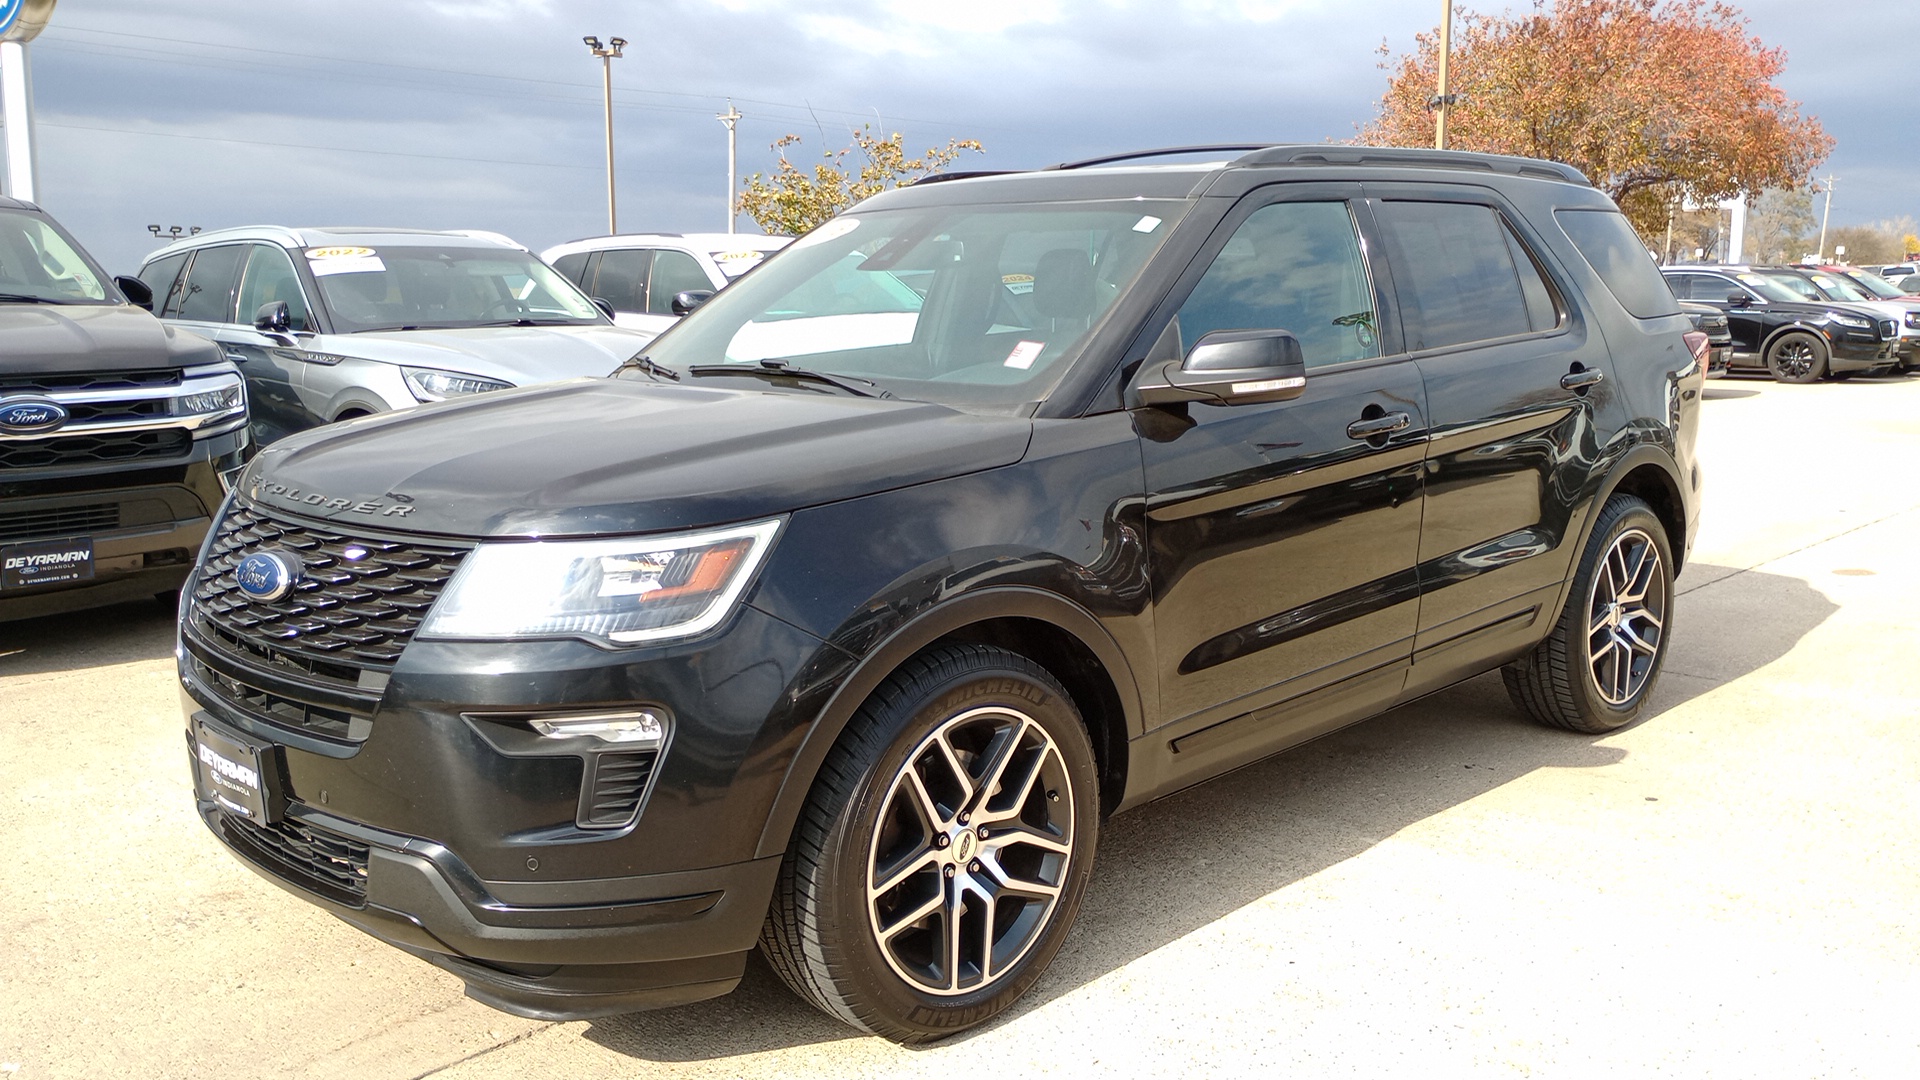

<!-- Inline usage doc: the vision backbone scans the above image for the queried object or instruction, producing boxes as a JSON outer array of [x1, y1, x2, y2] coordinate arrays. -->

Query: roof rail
[[1232, 145, 1591, 186], [1045, 145, 1275, 171], [907, 170, 1021, 186]]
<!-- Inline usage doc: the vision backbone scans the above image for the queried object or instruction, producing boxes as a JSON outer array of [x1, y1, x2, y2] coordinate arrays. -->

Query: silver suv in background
[[541, 233, 790, 334], [138, 228, 654, 446]]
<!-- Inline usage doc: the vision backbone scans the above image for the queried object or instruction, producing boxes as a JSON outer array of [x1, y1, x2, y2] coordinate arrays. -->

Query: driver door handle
[[223, 350, 249, 363], [1346, 412, 1411, 440]]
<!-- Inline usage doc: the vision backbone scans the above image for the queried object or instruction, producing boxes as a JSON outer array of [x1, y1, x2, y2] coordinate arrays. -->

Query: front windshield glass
[[629, 199, 1190, 409], [1844, 270, 1908, 299], [1759, 271, 1822, 301], [1735, 272, 1810, 303], [307, 244, 603, 332], [1803, 271, 1874, 302], [0, 208, 112, 304]]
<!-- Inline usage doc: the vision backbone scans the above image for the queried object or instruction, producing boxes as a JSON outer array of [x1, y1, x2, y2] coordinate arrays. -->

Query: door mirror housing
[[1726, 292, 1753, 307], [590, 296, 616, 320], [253, 300, 293, 335], [115, 275, 154, 311], [672, 289, 715, 316], [1135, 329, 1308, 407]]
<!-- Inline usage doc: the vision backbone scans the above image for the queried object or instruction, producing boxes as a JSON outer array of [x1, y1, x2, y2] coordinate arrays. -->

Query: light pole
[[1432, 0, 1454, 150], [583, 35, 626, 235], [717, 100, 741, 234], [1817, 174, 1836, 261]]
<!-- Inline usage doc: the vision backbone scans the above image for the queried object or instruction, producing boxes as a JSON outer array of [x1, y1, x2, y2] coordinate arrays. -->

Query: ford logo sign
[[0, 398, 69, 434], [234, 551, 303, 603]]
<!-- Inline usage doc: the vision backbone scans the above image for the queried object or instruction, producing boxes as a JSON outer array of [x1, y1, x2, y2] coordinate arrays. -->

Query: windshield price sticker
[[1133, 215, 1163, 233], [307, 247, 387, 276], [1004, 340, 1045, 369]]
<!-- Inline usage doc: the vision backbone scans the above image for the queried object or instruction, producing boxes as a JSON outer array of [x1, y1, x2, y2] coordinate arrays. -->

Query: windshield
[[628, 199, 1188, 409], [1802, 271, 1875, 302], [1843, 270, 1909, 299], [308, 244, 603, 332], [1735, 272, 1811, 304], [0, 208, 113, 304]]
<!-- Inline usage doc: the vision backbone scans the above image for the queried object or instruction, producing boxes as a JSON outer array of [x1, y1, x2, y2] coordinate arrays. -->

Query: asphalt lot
[[4, 372, 1920, 1079]]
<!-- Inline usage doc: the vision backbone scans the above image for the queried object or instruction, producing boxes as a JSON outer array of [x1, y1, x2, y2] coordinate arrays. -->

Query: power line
[[39, 120, 605, 171]]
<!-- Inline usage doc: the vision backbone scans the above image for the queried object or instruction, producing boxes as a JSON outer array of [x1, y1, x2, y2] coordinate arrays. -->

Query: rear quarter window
[[1554, 209, 1679, 319]]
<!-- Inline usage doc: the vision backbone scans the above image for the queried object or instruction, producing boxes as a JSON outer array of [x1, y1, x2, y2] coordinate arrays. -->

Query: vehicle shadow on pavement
[[0, 598, 178, 677], [578, 561, 1835, 1060]]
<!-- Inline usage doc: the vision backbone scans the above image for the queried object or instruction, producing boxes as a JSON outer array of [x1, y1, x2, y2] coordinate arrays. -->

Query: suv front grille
[[0, 429, 191, 469], [1880, 319, 1899, 340], [192, 502, 469, 672], [0, 369, 182, 395], [219, 813, 369, 907], [0, 503, 120, 544]]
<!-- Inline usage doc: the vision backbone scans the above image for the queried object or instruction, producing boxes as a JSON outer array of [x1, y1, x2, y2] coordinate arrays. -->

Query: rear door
[[588, 248, 665, 333], [1364, 189, 1620, 685], [1139, 187, 1427, 755]]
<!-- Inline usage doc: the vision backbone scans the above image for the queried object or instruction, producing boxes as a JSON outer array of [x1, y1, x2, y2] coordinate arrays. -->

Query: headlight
[[404, 367, 512, 401], [175, 381, 244, 417], [1905, 312, 1919, 330], [420, 519, 782, 644], [1827, 312, 1872, 330]]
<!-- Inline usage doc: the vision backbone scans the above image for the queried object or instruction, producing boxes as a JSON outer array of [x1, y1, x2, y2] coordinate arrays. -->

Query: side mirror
[[1726, 292, 1753, 308], [115, 275, 154, 311], [672, 290, 715, 316], [1135, 329, 1308, 407], [590, 297, 616, 320], [253, 300, 292, 334]]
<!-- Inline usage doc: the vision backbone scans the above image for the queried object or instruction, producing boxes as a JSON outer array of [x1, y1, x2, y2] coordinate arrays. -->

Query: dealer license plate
[[0, 536, 94, 591], [193, 718, 282, 824]]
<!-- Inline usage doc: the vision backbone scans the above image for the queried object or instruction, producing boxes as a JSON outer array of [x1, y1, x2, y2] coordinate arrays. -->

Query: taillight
[[1682, 329, 1710, 364]]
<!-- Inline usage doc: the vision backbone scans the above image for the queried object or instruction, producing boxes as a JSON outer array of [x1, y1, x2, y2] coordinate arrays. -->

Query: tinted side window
[[1175, 201, 1379, 369], [176, 245, 246, 323], [1554, 208, 1679, 319], [1504, 227, 1560, 332], [593, 249, 650, 313], [140, 252, 190, 316], [550, 252, 590, 289], [235, 245, 313, 331], [648, 250, 711, 315], [1374, 201, 1533, 350]]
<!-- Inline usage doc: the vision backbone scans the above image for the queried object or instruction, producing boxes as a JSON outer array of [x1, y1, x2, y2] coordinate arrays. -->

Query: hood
[[0, 303, 223, 373], [317, 323, 656, 384], [242, 378, 1034, 538]]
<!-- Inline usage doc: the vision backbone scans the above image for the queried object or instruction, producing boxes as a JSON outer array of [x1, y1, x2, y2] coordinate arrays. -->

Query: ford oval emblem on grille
[[235, 551, 303, 602], [0, 398, 70, 434]]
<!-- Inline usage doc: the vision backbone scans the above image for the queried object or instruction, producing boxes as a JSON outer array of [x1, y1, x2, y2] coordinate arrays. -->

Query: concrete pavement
[[4, 373, 1918, 1078]]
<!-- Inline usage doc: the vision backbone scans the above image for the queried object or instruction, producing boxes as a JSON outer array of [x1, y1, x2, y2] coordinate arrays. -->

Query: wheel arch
[[1758, 322, 1833, 358], [1576, 447, 1689, 576], [752, 587, 1143, 861]]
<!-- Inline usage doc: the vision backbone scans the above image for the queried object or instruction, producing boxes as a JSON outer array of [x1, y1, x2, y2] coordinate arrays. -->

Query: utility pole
[[717, 100, 741, 234], [1817, 174, 1836, 261], [1432, 0, 1454, 150], [583, 35, 626, 235]]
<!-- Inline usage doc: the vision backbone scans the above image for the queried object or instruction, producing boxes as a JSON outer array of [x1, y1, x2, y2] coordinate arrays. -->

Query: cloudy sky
[[7, 0, 1913, 272]]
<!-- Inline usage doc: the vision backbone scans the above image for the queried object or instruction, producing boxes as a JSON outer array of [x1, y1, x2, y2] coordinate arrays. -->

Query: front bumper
[[1828, 331, 1897, 372]]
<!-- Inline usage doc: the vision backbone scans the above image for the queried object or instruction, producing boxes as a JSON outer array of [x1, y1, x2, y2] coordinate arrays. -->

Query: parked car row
[[1660, 264, 1908, 382]]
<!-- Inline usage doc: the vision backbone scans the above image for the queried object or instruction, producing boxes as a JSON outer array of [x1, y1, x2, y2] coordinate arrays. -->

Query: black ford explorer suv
[[179, 146, 1704, 1043], [2, 197, 249, 621]]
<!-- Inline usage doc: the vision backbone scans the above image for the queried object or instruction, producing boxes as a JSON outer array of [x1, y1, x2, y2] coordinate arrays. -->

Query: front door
[[220, 244, 321, 445], [1138, 192, 1428, 742]]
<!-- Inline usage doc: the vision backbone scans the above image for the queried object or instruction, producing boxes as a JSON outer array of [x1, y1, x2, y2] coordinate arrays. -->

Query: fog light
[[529, 710, 666, 746]]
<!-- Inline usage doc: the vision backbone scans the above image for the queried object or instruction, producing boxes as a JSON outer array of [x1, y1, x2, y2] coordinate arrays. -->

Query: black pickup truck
[[2, 196, 250, 621]]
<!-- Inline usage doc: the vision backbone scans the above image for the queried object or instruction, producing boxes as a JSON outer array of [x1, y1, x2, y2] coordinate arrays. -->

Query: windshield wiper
[[614, 353, 680, 381], [686, 359, 889, 399], [0, 293, 58, 304], [470, 318, 586, 327]]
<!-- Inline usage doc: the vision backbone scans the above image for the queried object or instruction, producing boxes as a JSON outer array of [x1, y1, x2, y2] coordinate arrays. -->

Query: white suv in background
[[541, 233, 790, 334]]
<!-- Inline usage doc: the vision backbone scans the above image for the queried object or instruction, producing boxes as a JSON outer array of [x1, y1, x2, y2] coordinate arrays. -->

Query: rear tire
[[760, 643, 1099, 1044], [1504, 494, 1674, 734], [1764, 331, 1829, 383]]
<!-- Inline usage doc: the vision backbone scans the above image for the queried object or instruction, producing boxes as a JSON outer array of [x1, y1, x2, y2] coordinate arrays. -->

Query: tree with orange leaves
[[1361, 0, 1832, 240]]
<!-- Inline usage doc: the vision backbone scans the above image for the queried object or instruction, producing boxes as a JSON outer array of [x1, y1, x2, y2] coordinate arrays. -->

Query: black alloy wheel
[[1504, 494, 1675, 734], [1764, 331, 1829, 384], [761, 643, 1099, 1044]]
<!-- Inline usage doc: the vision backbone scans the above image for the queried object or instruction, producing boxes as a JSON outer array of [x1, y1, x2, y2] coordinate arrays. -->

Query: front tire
[[1764, 331, 1829, 383], [1504, 494, 1674, 734], [761, 644, 1099, 1044]]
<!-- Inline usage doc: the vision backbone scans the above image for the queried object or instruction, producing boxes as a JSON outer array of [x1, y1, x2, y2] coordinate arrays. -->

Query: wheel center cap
[[951, 829, 978, 863]]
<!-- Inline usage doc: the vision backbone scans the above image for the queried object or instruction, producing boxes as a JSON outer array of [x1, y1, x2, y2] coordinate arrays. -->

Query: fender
[[1544, 440, 1688, 623], [750, 585, 1145, 861], [1758, 321, 1836, 358]]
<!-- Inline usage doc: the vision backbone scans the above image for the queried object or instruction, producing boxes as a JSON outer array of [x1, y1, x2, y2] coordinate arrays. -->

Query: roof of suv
[[142, 225, 528, 263]]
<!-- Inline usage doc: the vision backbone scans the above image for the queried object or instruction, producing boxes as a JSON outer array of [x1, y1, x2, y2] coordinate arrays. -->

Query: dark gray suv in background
[[179, 145, 1704, 1042]]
